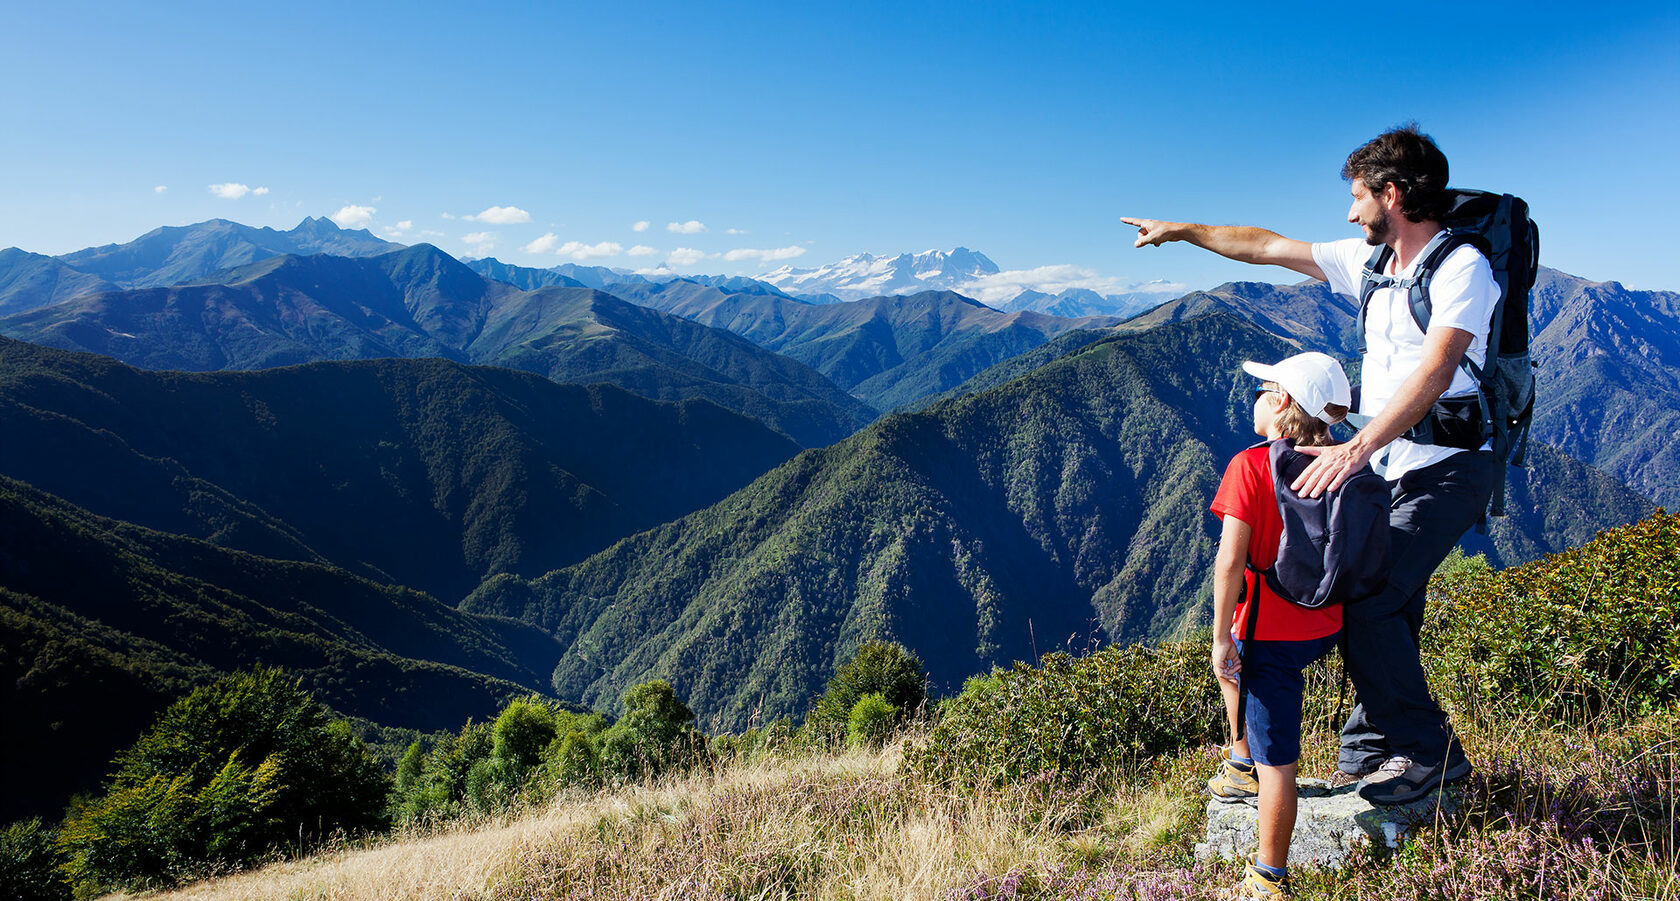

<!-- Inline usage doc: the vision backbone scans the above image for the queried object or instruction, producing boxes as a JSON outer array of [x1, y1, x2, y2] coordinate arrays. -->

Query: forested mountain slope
[[465, 312, 1654, 731]]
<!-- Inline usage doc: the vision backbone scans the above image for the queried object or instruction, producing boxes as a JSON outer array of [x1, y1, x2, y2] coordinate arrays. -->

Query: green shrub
[[57, 668, 390, 893], [0, 818, 72, 901], [550, 730, 604, 788], [807, 641, 927, 746], [492, 697, 559, 772], [846, 693, 896, 749], [1425, 511, 1680, 722], [597, 680, 708, 784], [908, 639, 1222, 791]]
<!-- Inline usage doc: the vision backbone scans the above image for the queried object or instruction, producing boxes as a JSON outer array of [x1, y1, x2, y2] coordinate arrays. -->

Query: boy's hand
[[1211, 637, 1240, 684]]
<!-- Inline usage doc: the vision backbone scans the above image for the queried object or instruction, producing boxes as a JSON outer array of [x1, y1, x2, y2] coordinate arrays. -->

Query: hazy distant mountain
[[0, 337, 801, 603], [466, 257, 588, 290], [468, 257, 798, 301], [1001, 286, 1168, 319], [55, 216, 401, 288], [464, 312, 1653, 729], [0, 248, 118, 315], [761, 248, 1001, 301], [595, 281, 1125, 412], [0, 245, 873, 446]]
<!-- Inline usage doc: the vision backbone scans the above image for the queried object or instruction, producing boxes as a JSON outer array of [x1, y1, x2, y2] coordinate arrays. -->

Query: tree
[[807, 641, 927, 746], [58, 669, 390, 893]]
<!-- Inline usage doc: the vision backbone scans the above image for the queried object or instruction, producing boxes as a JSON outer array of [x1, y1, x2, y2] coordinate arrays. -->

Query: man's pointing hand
[[1121, 217, 1183, 248]]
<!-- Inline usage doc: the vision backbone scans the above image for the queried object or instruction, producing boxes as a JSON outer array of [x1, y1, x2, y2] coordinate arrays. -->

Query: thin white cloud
[[524, 232, 560, 254], [396, 220, 413, 231], [462, 231, 496, 257], [726, 228, 746, 235], [467, 205, 532, 225], [666, 247, 707, 265], [383, 219, 415, 240], [723, 245, 807, 263], [153, 185, 168, 194], [954, 264, 1185, 306], [209, 182, 267, 200], [330, 205, 377, 228], [557, 241, 623, 260], [627, 245, 657, 257], [667, 220, 707, 235], [632, 220, 650, 232], [440, 212, 457, 220], [419, 229, 446, 238]]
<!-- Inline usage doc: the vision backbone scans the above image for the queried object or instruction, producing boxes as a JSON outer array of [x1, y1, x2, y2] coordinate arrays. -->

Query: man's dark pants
[[1338, 449, 1495, 774]]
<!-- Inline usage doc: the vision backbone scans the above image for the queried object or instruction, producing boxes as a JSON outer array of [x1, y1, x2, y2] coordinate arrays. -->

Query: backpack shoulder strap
[[1355, 245, 1391, 357]]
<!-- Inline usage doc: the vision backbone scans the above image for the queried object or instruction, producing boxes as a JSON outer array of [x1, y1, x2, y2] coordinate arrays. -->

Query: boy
[[1206, 351, 1351, 898]]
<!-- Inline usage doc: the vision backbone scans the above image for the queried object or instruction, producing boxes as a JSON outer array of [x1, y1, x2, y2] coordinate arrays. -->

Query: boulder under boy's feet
[[1207, 747, 1259, 802], [1357, 754, 1473, 805], [1240, 857, 1291, 898]]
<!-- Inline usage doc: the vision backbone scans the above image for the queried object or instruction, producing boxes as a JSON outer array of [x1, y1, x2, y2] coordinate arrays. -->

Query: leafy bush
[[598, 680, 708, 783], [807, 641, 927, 746], [0, 818, 71, 901], [57, 668, 390, 893], [1425, 512, 1680, 722], [846, 693, 896, 749], [908, 639, 1222, 791]]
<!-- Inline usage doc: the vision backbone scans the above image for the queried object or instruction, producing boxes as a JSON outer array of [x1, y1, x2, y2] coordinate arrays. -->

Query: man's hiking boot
[[1357, 753, 1472, 805], [1240, 857, 1291, 898], [1207, 747, 1259, 802]]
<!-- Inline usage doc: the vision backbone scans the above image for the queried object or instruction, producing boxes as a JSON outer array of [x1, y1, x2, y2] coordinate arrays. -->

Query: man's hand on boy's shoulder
[[1212, 636, 1240, 684], [1291, 440, 1379, 498]]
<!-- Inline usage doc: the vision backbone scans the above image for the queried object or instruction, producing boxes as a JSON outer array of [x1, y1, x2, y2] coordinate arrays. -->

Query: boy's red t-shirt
[[1210, 446, 1343, 642]]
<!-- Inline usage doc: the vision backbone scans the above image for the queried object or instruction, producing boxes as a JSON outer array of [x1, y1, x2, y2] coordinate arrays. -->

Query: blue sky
[[3, 1, 1676, 292]]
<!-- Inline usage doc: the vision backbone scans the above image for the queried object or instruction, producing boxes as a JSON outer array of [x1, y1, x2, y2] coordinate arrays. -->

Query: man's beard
[[1363, 209, 1392, 246]]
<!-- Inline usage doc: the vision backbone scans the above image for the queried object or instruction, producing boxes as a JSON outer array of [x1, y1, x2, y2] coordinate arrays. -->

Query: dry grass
[[113, 741, 1149, 901]]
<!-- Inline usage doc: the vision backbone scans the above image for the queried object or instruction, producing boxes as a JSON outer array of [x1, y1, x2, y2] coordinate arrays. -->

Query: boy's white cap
[[1242, 351, 1352, 424]]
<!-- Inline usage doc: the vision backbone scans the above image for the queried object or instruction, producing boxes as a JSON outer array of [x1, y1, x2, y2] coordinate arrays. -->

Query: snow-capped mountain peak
[[761, 247, 999, 301]]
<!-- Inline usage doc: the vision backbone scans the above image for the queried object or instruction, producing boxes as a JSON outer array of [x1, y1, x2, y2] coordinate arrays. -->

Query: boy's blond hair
[[1264, 381, 1348, 448]]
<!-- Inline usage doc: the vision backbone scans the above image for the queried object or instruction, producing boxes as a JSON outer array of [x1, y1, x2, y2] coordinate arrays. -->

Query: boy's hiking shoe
[[1357, 753, 1473, 805], [1240, 857, 1291, 897], [1207, 747, 1259, 802]]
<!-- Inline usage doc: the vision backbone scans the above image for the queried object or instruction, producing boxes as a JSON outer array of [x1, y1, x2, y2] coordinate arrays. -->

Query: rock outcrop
[[1196, 779, 1461, 869]]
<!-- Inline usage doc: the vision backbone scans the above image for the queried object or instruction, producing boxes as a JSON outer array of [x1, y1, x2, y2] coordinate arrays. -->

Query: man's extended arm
[[1290, 325, 1476, 497], [1121, 218, 1326, 282]]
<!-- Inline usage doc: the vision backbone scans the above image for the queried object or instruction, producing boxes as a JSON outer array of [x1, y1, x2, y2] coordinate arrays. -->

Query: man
[[1122, 124, 1495, 806]]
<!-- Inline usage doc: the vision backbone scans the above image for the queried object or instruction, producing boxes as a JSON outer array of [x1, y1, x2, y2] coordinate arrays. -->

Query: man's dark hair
[[1342, 123, 1451, 223]]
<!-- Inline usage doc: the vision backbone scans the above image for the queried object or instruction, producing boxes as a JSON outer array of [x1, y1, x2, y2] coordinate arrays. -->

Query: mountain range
[[0, 244, 874, 447], [584, 279, 1127, 412], [2, 216, 1672, 819], [54, 216, 400, 288]]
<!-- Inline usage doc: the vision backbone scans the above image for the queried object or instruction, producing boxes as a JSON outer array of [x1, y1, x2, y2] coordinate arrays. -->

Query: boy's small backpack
[[1356, 189, 1539, 522], [1233, 438, 1390, 742], [1246, 438, 1392, 615]]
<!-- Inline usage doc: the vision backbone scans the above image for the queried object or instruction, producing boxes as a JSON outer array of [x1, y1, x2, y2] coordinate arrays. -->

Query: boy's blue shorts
[[1236, 633, 1340, 767]]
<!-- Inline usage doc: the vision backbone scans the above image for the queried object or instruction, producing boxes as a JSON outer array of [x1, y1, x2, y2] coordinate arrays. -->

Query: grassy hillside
[[113, 511, 1680, 901]]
